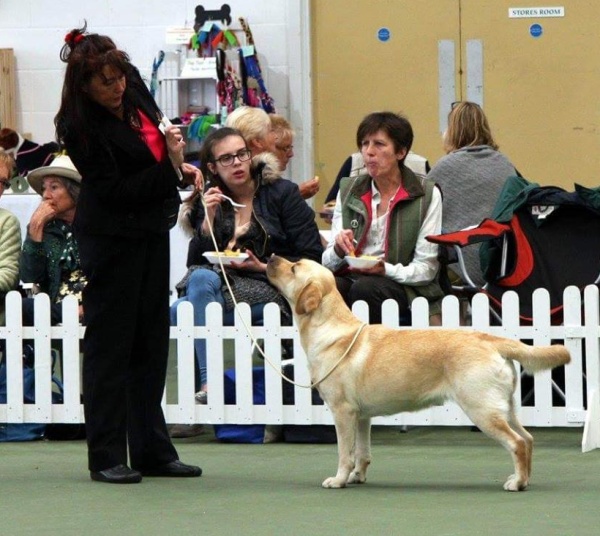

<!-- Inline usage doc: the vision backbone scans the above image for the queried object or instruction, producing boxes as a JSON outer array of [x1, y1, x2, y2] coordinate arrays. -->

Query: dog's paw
[[503, 474, 528, 492], [347, 470, 366, 484], [322, 476, 347, 489]]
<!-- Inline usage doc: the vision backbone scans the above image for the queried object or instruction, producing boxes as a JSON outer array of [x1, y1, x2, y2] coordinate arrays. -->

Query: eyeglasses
[[0, 178, 11, 190], [276, 144, 294, 154], [213, 149, 252, 167], [451, 100, 482, 111]]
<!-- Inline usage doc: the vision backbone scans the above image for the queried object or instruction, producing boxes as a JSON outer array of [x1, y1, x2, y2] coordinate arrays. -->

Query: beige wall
[[312, 0, 600, 209]]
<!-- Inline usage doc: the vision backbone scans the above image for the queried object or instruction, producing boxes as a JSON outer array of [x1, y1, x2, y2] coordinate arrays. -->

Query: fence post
[[4, 291, 25, 423], [170, 300, 196, 424], [563, 286, 585, 424], [582, 285, 600, 452], [59, 295, 83, 422]]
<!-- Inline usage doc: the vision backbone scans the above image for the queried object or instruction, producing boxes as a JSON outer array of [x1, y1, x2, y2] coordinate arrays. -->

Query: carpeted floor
[[1, 426, 599, 535]]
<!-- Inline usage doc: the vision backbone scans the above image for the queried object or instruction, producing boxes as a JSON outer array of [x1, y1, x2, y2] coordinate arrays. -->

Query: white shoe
[[194, 391, 208, 404]]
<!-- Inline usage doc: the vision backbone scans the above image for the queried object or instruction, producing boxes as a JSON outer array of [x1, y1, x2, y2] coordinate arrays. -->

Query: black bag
[[0, 347, 86, 442], [281, 364, 337, 444], [213, 367, 267, 443], [0, 362, 48, 441]]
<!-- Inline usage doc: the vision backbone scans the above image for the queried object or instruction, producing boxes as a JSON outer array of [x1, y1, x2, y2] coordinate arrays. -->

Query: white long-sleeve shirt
[[322, 183, 442, 286]]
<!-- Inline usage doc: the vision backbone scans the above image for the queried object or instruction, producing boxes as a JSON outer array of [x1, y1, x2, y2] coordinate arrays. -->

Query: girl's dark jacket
[[180, 152, 323, 281]]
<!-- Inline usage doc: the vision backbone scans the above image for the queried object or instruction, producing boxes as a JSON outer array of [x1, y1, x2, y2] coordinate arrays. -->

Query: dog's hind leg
[[507, 400, 533, 479], [348, 417, 371, 484], [469, 411, 530, 492], [322, 407, 358, 489]]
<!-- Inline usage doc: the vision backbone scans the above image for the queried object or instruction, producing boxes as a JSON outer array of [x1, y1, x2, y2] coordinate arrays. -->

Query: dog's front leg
[[348, 417, 371, 484], [322, 407, 358, 489]]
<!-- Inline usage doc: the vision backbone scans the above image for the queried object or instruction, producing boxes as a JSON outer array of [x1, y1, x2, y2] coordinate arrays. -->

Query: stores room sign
[[508, 6, 565, 18]]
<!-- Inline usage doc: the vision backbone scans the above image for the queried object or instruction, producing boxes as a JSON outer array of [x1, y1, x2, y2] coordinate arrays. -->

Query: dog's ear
[[295, 280, 322, 315]]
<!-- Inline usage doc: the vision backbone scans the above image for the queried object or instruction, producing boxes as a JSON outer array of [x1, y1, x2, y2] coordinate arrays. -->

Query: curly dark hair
[[54, 21, 159, 150]]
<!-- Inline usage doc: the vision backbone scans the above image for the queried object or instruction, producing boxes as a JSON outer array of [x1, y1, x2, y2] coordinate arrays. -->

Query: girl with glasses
[[170, 127, 323, 414]]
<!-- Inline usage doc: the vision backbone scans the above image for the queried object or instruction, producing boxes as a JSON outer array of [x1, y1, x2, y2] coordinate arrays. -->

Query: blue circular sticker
[[530, 23, 543, 38], [377, 27, 391, 42]]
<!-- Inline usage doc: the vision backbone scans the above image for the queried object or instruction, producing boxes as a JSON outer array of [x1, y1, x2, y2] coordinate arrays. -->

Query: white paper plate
[[345, 255, 380, 269], [203, 251, 249, 266]]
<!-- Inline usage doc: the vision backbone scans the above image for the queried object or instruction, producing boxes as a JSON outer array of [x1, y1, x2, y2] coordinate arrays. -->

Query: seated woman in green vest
[[322, 111, 444, 325]]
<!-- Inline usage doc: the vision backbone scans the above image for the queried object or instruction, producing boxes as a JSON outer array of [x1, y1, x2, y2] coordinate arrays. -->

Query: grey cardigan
[[428, 145, 516, 286]]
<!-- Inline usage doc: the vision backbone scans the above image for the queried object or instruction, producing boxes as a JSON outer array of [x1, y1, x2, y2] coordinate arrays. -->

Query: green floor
[[1, 426, 599, 535]]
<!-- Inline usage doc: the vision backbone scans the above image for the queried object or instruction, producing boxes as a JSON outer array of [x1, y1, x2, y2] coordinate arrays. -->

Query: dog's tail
[[491, 337, 571, 375]]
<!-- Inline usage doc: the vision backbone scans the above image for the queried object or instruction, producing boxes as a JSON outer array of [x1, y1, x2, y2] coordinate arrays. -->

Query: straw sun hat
[[27, 153, 82, 196]]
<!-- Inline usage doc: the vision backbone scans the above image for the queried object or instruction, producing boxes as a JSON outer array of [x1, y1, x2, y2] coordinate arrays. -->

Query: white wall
[[0, 0, 312, 186]]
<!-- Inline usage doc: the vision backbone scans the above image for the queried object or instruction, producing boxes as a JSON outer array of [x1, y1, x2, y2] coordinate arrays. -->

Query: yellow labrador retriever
[[266, 256, 571, 491]]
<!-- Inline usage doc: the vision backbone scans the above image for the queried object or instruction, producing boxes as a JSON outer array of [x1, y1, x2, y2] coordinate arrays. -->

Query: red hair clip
[[64, 30, 85, 45]]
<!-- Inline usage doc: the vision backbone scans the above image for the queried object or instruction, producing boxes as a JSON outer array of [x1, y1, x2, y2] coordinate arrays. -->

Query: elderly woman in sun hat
[[20, 153, 86, 325]]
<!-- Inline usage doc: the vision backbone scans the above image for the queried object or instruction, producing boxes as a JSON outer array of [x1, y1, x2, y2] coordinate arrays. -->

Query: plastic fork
[[218, 194, 246, 208]]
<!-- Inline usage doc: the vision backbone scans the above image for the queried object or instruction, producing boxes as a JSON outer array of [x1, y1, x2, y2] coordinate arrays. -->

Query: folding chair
[[428, 178, 600, 324], [427, 178, 600, 404]]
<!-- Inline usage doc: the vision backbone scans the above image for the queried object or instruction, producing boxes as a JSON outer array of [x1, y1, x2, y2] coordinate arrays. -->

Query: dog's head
[[266, 256, 337, 315]]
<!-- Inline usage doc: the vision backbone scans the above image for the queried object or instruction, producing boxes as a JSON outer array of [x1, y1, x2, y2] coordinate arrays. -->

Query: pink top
[[138, 110, 167, 162]]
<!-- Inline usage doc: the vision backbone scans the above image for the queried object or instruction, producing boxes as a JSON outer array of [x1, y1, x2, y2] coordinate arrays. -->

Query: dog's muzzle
[[266, 255, 283, 280]]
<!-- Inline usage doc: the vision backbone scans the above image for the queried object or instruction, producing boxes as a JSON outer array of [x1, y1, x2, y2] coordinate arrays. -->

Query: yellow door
[[459, 0, 600, 188], [311, 0, 460, 208], [312, 0, 599, 209]]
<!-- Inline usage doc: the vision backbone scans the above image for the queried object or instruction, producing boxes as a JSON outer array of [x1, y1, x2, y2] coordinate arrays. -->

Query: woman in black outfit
[[55, 24, 202, 484]]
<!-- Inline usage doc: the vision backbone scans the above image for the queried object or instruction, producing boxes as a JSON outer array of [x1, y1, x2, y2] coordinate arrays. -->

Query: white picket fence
[[2, 286, 600, 451]]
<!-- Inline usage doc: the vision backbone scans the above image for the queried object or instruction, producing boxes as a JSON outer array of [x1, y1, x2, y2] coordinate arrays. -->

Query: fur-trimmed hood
[[178, 151, 282, 237]]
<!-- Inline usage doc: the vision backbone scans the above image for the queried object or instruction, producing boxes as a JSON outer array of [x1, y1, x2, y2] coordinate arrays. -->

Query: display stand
[[156, 6, 246, 155], [155, 5, 275, 155]]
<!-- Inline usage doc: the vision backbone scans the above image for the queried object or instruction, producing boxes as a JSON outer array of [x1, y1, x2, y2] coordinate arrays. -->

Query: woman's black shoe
[[140, 460, 202, 477], [90, 464, 142, 484]]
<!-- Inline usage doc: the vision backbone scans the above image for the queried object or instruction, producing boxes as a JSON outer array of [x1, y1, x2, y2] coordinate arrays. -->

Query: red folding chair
[[428, 180, 600, 325]]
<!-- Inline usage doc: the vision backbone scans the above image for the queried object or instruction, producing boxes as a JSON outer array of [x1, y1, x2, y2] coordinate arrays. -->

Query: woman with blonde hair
[[270, 113, 319, 200], [429, 101, 517, 286], [225, 105, 278, 156], [0, 149, 21, 325], [443, 101, 499, 152]]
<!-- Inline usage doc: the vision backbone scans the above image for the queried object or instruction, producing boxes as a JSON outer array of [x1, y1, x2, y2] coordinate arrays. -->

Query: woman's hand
[[299, 176, 320, 199], [165, 124, 185, 169], [28, 201, 57, 242], [333, 228, 356, 258], [319, 200, 335, 224], [200, 186, 224, 235], [180, 162, 203, 189], [348, 259, 385, 276], [230, 249, 266, 273]]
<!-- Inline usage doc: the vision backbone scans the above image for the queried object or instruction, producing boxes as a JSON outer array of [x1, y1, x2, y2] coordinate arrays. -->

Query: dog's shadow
[[326, 480, 562, 493]]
